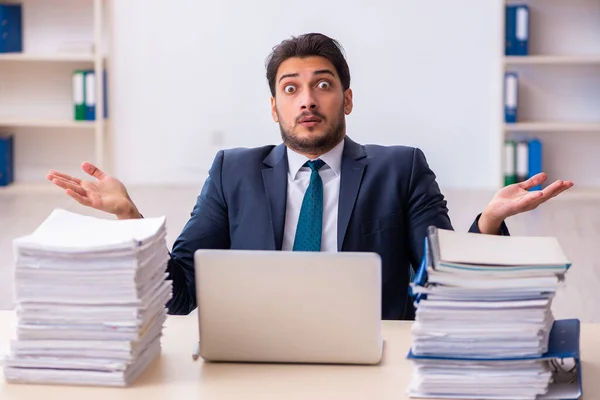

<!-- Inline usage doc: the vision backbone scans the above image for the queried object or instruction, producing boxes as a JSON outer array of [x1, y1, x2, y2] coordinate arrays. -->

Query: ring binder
[[407, 228, 581, 399], [406, 319, 583, 399]]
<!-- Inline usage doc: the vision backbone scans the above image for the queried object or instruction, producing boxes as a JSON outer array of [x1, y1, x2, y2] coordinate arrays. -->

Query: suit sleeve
[[405, 148, 510, 271], [468, 213, 510, 235], [165, 150, 231, 315], [405, 148, 454, 272]]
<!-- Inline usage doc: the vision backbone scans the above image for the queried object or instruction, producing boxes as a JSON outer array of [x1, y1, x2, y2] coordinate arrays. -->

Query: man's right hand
[[46, 162, 142, 220]]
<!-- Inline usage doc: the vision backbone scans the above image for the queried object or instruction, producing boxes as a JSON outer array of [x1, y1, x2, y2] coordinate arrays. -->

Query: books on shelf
[[2, 209, 172, 387], [407, 227, 581, 400]]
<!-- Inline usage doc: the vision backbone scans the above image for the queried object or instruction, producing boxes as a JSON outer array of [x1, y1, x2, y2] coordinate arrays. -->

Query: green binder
[[504, 140, 517, 186], [73, 70, 86, 121]]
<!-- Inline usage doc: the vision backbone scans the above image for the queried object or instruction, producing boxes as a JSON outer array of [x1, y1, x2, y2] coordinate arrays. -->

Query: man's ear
[[270, 96, 279, 122], [343, 88, 353, 115]]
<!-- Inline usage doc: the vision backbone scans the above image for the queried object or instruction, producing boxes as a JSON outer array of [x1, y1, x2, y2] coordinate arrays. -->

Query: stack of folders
[[407, 226, 580, 400], [2, 209, 172, 387]]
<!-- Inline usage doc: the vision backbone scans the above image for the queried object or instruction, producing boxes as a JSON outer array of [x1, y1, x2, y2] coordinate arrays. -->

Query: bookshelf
[[505, 55, 600, 66], [0, 0, 110, 184], [504, 123, 600, 133], [0, 53, 100, 62], [0, 119, 97, 129], [501, 0, 600, 190]]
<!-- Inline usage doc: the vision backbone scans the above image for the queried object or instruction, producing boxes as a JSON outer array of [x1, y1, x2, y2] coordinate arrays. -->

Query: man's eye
[[284, 85, 296, 93], [318, 81, 330, 89]]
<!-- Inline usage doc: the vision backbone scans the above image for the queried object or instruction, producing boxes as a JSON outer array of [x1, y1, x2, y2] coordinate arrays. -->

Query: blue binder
[[84, 70, 96, 121], [528, 138, 543, 190], [407, 319, 583, 399], [84, 70, 109, 120], [0, 134, 14, 186], [408, 231, 583, 399], [0, 4, 22, 53], [505, 5, 529, 56], [504, 72, 519, 123]]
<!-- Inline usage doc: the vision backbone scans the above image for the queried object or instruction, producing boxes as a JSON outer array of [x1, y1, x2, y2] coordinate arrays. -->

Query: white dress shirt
[[281, 138, 344, 252]]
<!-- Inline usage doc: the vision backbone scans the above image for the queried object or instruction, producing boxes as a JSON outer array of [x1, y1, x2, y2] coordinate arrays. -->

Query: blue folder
[[528, 138, 543, 190], [408, 230, 583, 399], [505, 5, 529, 56], [504, 72, 519, 123], [406, 319, 582, 400], [0, 4, 22, 53], [0, 134, 14, 186], [83, 70, 109, 121]]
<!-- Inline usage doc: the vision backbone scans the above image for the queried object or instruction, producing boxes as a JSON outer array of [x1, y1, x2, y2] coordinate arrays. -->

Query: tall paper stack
[[408, 227, 572, 400], [2, 209, 172, 387]]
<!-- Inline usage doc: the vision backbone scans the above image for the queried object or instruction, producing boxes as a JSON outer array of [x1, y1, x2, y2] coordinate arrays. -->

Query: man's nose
[[300, 89, 318, 110]]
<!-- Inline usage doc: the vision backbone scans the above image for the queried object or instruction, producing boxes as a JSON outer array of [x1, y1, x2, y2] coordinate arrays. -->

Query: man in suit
[[46, 33, 573, 320]]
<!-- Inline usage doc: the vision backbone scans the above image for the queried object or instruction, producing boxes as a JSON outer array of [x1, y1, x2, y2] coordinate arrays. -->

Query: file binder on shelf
[[505, 4, 529, 56], [529, 138, 543, 190], [73, 70, 86, 121], [504, 72, 519, 123], [85, 70, 96, 121], [81, 69, 108, 121], [0, 4, 22, 53], [0, 133, 14, 187], [516, 140, 529, 183], [504, 139, 517, 185]]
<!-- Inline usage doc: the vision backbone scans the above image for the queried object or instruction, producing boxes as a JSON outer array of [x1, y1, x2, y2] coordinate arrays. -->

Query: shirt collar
[[287, 138, 345, 180]]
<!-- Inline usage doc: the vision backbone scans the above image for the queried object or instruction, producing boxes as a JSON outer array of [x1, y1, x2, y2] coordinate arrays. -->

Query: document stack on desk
[[407, 226, 575, 400], [2, 208, 172, 387]]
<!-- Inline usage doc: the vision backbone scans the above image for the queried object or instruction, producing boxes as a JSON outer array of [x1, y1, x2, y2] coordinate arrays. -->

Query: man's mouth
[[298, 115, 323, 127]]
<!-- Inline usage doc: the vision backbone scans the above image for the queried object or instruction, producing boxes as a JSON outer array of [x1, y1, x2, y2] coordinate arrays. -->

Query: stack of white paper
[[407, 227, 571, 399], [2, 209, 172, 387]]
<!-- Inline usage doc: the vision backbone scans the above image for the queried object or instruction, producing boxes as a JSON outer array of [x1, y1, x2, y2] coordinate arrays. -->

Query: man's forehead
[[276, 56, 338, 79]]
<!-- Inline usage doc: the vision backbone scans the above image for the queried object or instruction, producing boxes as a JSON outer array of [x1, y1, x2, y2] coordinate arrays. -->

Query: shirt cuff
[[468, 213, 510, 236]]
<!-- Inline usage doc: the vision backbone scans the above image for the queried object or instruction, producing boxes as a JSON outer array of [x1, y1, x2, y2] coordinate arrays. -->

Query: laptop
[[193, 249, 383, 365]]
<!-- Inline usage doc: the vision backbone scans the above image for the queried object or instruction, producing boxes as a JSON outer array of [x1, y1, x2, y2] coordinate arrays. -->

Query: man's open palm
[[46, 162, 137, 218], [484, 172, 573, 222]]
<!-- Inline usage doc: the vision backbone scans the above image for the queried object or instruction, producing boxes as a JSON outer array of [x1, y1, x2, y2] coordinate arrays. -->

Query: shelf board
[[504, 122, 600, 132], [504, 55, 600, 65], [0, 53, 101, 63], [0, 119, 96, 129]]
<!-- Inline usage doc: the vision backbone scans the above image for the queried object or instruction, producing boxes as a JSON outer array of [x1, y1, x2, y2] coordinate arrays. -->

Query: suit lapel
[[262, 144, 288, 250], [338, 137, 367, 251]]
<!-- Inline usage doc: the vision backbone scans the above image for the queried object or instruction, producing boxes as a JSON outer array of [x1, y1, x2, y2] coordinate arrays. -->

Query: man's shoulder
[[362, 143, 418, 156], [360, 142, 426, 166], [217, 144, 278, 165]]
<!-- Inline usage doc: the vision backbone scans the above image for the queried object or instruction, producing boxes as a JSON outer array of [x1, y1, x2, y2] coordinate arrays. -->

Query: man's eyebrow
[[277, 69, 336, 83], [278, 73, 298, 83], [313, 69, 335, 77]]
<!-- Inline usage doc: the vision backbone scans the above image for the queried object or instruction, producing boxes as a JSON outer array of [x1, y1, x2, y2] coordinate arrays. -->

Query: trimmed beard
[[278, 104, 345, 156]]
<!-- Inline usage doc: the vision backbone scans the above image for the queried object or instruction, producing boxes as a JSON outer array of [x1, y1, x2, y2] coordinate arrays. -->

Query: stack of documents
[[2, 209, 172, 387], [407, 226, 572, 399]]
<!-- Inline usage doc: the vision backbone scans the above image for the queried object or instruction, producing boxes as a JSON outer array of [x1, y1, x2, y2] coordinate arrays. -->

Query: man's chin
[[280, 120, 345, 155]]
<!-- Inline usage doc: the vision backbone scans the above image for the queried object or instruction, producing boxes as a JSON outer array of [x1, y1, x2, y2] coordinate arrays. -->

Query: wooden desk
[[1, 310, 599, 399]]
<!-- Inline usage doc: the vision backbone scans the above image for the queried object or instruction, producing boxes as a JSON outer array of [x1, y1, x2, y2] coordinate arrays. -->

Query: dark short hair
[[265, 33, 351, 97]]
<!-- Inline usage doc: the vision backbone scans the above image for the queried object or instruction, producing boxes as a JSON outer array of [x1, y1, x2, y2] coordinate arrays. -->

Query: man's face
[[271, 56, 353, 156]]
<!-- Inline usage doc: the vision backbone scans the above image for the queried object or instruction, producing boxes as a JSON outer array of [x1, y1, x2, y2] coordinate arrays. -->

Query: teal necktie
[[293, 159, 326, 251]]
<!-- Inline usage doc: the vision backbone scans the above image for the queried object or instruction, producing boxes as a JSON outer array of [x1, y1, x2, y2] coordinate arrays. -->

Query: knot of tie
[[304, 159, 325, 172]]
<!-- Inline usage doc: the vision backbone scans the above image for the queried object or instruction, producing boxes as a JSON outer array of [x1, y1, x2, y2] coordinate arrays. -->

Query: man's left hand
[[478, 172, 574, 234]]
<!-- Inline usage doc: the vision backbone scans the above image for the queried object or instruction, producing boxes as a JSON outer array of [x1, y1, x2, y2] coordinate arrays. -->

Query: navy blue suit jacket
[[165, 137, 509, 319]]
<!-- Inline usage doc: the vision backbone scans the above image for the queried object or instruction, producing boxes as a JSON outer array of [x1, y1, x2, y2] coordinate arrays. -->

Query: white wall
[[109, 0, 504, 190]]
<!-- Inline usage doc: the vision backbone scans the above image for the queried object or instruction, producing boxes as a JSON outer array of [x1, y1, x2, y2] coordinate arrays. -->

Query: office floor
[[0, 183, 598, 322]]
